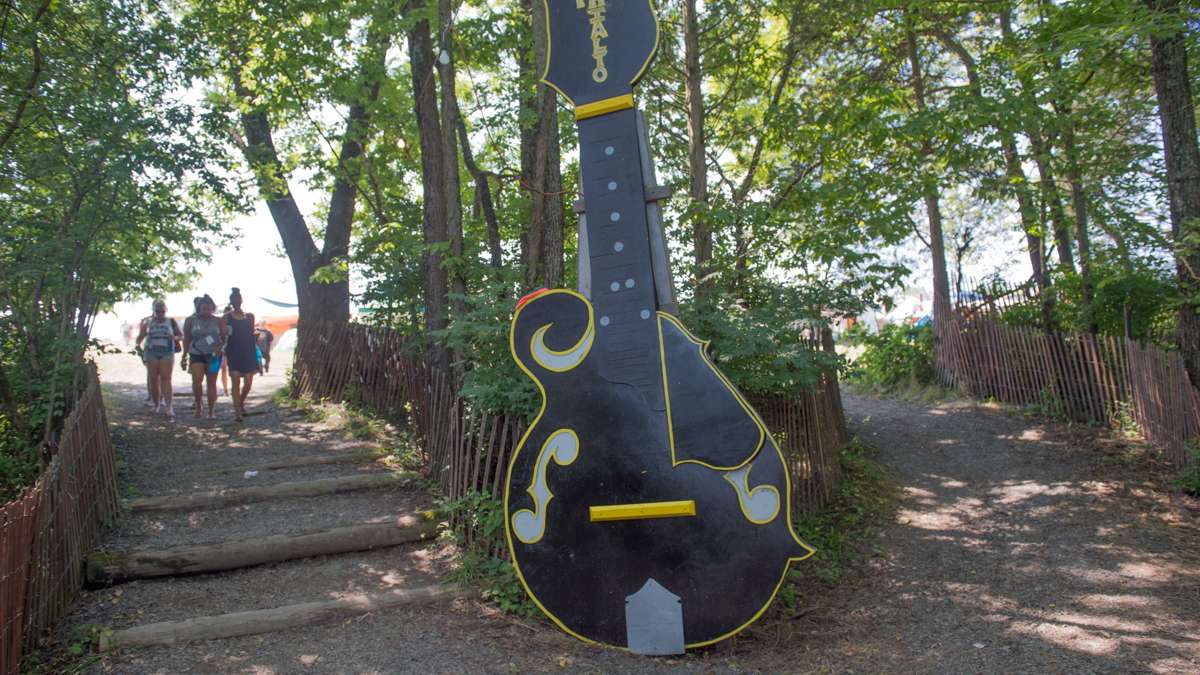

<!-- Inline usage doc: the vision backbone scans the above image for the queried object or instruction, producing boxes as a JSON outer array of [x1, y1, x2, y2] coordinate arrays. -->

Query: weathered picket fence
[[1, 364, 119, 674], [291, 321, 848, 555], [935, 284, 1199, 468]]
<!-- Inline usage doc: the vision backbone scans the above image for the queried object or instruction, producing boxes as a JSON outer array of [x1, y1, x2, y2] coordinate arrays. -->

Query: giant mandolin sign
[[503, 0, 814, 655]]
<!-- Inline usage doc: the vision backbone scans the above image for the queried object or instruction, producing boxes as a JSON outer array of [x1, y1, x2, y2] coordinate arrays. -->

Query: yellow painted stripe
[[589, 500, 696, 522], [575, 94, 635, 121]]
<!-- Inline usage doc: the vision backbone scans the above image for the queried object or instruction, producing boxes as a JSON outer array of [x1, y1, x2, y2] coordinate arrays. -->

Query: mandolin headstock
[[541, 0, 659, 107]]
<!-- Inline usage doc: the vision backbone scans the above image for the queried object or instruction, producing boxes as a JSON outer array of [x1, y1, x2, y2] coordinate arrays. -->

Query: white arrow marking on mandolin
[[513, 429, 580, 544], [723, 465, 780, 525]]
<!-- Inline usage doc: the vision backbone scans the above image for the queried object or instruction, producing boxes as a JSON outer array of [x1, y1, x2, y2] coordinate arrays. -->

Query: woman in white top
[[135, 299, 182, 419]]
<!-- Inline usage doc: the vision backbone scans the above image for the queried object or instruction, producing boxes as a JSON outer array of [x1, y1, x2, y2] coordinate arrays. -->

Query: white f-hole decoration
[[531, 321, 593, 373], [723, 464, 780, 524], [513, 430, 581, 544]]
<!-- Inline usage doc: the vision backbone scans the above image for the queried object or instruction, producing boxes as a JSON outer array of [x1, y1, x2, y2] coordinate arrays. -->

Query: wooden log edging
[[99, 584, 459, 651], [127, 472, 420, 513], [85, 512, 441, 587], [190, 451, 382, 478]]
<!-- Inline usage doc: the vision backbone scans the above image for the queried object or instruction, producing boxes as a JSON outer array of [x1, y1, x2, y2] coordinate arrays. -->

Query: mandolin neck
[[576, 105, 666, 408]]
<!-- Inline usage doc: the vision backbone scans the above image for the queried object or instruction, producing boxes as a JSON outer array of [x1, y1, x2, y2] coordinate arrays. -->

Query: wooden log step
[[191, 450, 381, 477], [127, 472, 420, 513], [85, 512, 441, 587], [99, 584, 457, 651]]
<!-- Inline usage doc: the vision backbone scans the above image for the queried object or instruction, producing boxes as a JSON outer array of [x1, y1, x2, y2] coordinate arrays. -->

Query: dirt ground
[[43, 353, 1200, 674]]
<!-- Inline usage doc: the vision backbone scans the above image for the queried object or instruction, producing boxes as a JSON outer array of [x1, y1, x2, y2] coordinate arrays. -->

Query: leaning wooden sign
[[503, 0, 814, 654]]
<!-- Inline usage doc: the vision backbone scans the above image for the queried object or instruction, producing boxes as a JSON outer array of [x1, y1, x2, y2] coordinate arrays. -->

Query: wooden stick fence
[[1, 363, 119, 675], [936, 282, 1199, 468], [292, 321, 848, 556]]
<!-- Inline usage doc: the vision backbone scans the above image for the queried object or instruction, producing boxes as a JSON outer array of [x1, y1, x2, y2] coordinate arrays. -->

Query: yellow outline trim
[[589, 500, 696, 522], [539, 0, 661, 108], [512, 429, 581, 544], [505, 288, 601, 646], [503, 294, 816, 652], [575, 94, 635, 120], [657, 312, 765, 471]]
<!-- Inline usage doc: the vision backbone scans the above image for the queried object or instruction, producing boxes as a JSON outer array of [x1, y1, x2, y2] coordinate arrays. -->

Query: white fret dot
[[604, 146, 614, 156], [608, 181, 618, 191], [600, 316, 611, 327], [610, 282, 620, 292], [613, 242, 624, 252], [640, 310, 651, 320], [610, 212, 620, 222], [625, 279, 635, 288]]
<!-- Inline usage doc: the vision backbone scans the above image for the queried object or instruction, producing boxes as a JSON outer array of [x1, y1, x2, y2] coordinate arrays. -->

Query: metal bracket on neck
[[576, 109, 679, 315]]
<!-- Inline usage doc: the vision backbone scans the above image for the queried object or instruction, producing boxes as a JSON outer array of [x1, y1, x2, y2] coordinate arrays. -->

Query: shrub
[[845, 322, 934, 390]]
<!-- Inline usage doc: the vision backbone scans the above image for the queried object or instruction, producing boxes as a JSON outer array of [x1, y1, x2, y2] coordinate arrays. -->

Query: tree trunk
[[998, 8, 1058, 330], [1060, 116, 1095, 332], [1146, 0, 1200, 386], [456, 118, 504, 272], [524, 0, 564, 290], [409, 5, 450, 371], [438, 0, 467, 375], [233, 17, 388, 328], [906, 26, 952, 327], [683, 0, 712, 291]]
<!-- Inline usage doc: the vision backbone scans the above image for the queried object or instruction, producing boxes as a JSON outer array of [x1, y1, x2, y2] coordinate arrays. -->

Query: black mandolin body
[[505, 289, 813, 648]]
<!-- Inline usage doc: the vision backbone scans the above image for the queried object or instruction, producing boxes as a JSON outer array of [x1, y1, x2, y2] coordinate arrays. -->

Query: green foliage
[[443, 491, 536, 617], [845, 323, 935, 391], [991, 259, 1178, 344], [1175, 444, 1200, 497], [679, 284, 844, 397], [439, 273, 539, 418], [1, 0, 231, 494], [783, 438, 898, 598]]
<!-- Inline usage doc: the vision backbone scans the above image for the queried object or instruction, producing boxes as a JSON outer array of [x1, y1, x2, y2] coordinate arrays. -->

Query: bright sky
[[93, 204, 299, 343]]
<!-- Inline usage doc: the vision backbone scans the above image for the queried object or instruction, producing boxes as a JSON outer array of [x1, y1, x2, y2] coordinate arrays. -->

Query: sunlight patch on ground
[[987, 481, 1083, 505], [1076, 593, 1159, 610], [1015, 621, 1121, 656]]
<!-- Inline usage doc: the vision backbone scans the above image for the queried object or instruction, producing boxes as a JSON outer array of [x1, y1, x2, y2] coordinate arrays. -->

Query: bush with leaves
[[845, 322, 935, 391]]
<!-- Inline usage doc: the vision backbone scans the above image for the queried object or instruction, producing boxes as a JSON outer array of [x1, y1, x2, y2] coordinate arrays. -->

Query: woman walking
[[182, 295, 226, 419], [224, 288, 258, 422], [135, 299, 181, 419]]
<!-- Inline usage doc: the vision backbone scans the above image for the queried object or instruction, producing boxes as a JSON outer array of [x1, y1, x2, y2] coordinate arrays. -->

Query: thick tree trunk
[[683, 0, 712, 291], [409, 6, 450, 371], [438, 0, 467, 375], [906, 27, 952, 327], [1146, 0, 1200, 386], [524, 0, 564, 290], [233, 18, 388, 328]]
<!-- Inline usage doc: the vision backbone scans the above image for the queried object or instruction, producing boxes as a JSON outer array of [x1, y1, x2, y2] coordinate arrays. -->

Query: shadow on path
[[840, 393, 1200, 674]]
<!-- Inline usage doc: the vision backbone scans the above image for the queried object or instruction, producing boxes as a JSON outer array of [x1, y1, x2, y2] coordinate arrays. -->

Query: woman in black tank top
[[225, 287, 258, 422]]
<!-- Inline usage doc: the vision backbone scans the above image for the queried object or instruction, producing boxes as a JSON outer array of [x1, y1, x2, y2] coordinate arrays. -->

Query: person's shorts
[[189, 353, 215, 368], [145, 347, 173, 362]]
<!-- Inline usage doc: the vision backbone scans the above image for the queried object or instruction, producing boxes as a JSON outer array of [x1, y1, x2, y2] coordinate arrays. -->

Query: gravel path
[[52, 359, 1200, 674]]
